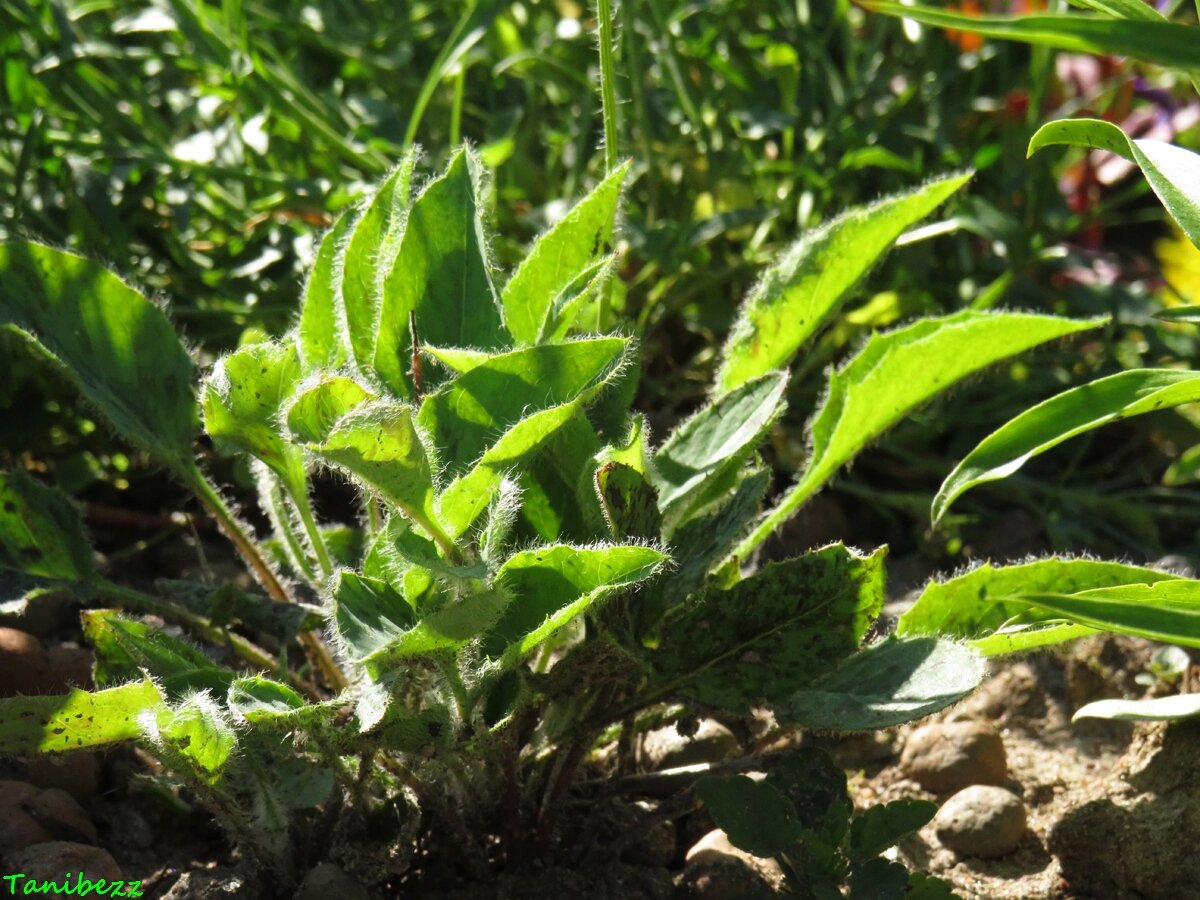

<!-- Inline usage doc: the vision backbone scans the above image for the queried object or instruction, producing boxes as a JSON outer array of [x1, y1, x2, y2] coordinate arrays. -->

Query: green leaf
[[361, 588, 510, 673], [150, 693, 237, 784], [285, 374, 375, 444], [735, 311, 1105, 559], [1073, 693, 1200, 722], [202, 341, 306, 495], [0, 470, 95, 582], [848, 858, 910, 900], [1029, 120, 1200, 248], [330, 571, 414, 663], [849, 800, 937, 862], [297, 209, 355, 371], [898, 558, 1184, 642], [696, 776, 803, 858], [1155, 305, 1200, 325], [652, 372, 787, 528], [715, 173, 971, 393], [421, 345, 494, 375], [502, 161, 631, 345], [1068, 0, 1164, 22], [0, 242, 198, 476], [374, 148, 506, 397], [862, 2, 1200, 71], [935, 369, 1200, 523], [83, 609, 236, 698], [227, 676, 312, 725], [538, 256, 618, 343], [342, 155, 416, 374], [653, 545, 885, 711], [1010, 582, 1200, 648], [785, 637, 984, 731], [438, 401, 582, 539], [0, 678, 164, 754], [302, 400, 445, 545], [595, 462, 662, 541], [484, 543, 667, 660], [417, 337, 630, 473]]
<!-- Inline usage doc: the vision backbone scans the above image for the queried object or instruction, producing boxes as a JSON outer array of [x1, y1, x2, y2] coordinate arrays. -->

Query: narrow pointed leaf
[[970, 622, 1100, 657], [1073, 693, 1200, 722], [202, 341, 306, 494], [652, 372, 787, 528], [438, 401, 582, 539], [785, 637, 984, 731], [715, 173, 971, 392], [538, 256, 619, 343], [736, 311, 1105, 559], [417, 337, 630, 473], [0, 470, 95, 582], [484, 544, 667, 660], [0, 242, 198, 475], [285, 375, 375, 444], [0, 678, 164, 754], [375, 148, 505, 396], [1029, 120, 1200, 247], [936, 369, 1200, 522], [653, 545, 885, 710], [1068, 0, 1164, 21], [862, 2, 1200, 71], [899, 558, 1185, 640], [1011, 582, 1200, 648], [342, 155, 416, 373], [422, 345, 494, 375], [502, 161, 631, 345], [298, 209, 355, 370]]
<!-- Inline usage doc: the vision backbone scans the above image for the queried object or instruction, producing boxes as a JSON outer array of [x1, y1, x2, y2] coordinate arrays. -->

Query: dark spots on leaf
[[23, 547, 43, 562], [426, 720, 443, 738], [3, 502, 15, 513], [51, 727, 65, 735]]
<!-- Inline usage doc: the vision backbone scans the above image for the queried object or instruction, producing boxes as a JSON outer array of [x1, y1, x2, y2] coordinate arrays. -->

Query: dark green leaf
[[849, 800, 937, 861], [0, 470, 95, 582], [696, 776, 803, 858]]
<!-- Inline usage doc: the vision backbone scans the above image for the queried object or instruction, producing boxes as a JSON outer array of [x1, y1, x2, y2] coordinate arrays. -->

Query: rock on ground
[[642, 719, 740, 772], [900, 721, 1007, 794], [934, 785, 1027, 859], [676, 828, 784, 899]]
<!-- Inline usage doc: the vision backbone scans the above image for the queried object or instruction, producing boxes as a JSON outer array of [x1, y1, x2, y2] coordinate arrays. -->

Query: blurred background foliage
[[2, 0, 1200, 571]]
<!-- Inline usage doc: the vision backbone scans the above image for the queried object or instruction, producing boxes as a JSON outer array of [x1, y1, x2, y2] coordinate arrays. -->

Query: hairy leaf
[[202, 341, 306, 495], [1029, 119, 1200, 247], [417, 337, 629, 473], [935, 369, 1200, 522], [785, 637, 984, 731], [150, 694, 237, 783], [899, 558, 1184, 642], [0, 242, 198, 475], [716, 173, 970, 392], [298, 209, 354, 371], [736, 311, 1104, 558], [342, 155, 416, 373], [285, 375, 375, 444], [653, 544, 885, 710], [0, 470, 95, 582], [652, 372, 787, 529], [375, 148, 505, 396], [502, 161, 631, 345], [484, 544, 668, 660], [849, 800, 937, 862], [0, 678, 164, 754], [330, 571, 415, 663]]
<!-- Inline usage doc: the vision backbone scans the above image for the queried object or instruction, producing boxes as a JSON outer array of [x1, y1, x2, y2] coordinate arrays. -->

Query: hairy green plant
[[1, 147, 1192, 894]]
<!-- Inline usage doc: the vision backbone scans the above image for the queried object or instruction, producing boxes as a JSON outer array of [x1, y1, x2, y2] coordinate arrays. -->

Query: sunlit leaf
[[0, 678, 164, 754]]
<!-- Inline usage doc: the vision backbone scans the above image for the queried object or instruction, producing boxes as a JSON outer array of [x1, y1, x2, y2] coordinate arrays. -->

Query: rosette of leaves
[[0, 147, 1169, 892]]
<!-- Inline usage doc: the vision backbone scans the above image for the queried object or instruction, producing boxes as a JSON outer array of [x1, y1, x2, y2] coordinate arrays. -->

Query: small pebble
[[934, 785, 1027, 859], [294, 863, 369, 900], [27, 787, 97, 844], [0, 627, 51, 696], [678, 829, 784, 899], [26, 752, 99, 803], [642, 719, 739, 771], [1, 841, 122, 882], [0, 781, 53, 851], [620, 801, 678, 868], [900, 721, 1007, 793]]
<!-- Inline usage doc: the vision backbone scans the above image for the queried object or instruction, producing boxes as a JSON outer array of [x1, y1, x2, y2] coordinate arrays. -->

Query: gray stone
[[900, 721, 1007, 793], [643, 719, 740, 771], [934, 785, 1027, 859], [2, 841, 122, 883]]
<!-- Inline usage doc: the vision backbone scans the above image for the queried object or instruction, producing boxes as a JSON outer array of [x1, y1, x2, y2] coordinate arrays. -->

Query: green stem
[[449, 64, 466, 146], [596, 0, 620, 174], [94, 579, 321, 701], [437, 655, 472, 724], [292, 487, 334, 579]]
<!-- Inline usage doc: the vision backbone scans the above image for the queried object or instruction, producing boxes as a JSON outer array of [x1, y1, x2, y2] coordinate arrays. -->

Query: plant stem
[[93, 579, 321, 701], [185, 468, 347, 691], [596, 0, 620, 174], [449, 64, 466, 146], [292, 487, 334, 579]]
